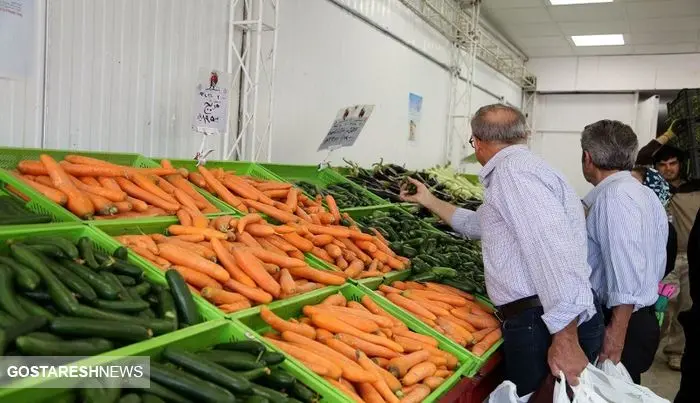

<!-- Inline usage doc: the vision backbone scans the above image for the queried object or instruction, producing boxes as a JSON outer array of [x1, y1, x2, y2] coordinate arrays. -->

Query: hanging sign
[[0, 0, 34, 79], [317, 105, 374, 151], [191, 69, 232, 135]]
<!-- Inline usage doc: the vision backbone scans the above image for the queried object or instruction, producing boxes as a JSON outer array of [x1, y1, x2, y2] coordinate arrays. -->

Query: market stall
[[0, 147, 500, 402]]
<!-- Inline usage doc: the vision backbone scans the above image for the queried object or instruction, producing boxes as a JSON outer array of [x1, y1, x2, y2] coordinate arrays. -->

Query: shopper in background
[[580, 120, 668, 384], [636, 126, 700, 371], [401, 104, 603, 397]]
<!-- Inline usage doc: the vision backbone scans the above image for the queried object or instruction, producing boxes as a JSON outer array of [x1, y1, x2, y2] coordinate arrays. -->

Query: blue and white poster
[[408, 93, 423, 142]]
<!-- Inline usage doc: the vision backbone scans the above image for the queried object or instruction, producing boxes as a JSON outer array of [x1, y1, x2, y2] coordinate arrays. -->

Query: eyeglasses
[[469, 136, 476, 148]]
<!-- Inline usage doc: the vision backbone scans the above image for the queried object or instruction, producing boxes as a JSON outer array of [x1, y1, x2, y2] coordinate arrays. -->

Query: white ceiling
[[481, 0, 700, 58]]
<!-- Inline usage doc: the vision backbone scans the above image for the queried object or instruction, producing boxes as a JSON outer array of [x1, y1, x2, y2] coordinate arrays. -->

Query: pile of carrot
[[114, 215, 349, 314], [260, 293, 461, 403], [151, 161, 410, 279], [376, 281, 501, 357], [12, 154, 220, 219]]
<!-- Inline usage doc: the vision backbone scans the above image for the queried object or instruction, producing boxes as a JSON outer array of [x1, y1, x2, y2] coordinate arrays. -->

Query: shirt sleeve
[[635, 140, 662, 165], [450, 208, 481, 239], [493, 169, 594, 334]]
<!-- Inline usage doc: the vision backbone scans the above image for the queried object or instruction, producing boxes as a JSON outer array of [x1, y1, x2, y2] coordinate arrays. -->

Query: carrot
[[267, 338, 341, 378], [262, 189, 289, 199], [338, 237, 372, 264], [305, 307, 379, 333], [361, 295, 406, 329], [357, 382, 384, 403], [158, 243, 230, 283], [377, 365, 404, 396], [451, 310, 499, 329], [310, 234, 334, 247], [324, 243, 343, 259], [223, 279, 273, 304], [295, 206, 313, 223], [286, 265, 346, 286], [285, 188, 298, 211], [244, 199, 299, 223], [260, 306, 316, 338], [281, 331, 375, 383], [292, 281, 323, 295], [188, 171, 208, 188], [95, 177, 122, 192], [357, 351, 400, 403], [324, 195, 342, 223], [320, 293, 347, 306], [69, 176, 128, 202], [200, 287, 248, 304], [210, 238, 257, 287], [305, 224, 351, 238], [167, 225, 227, 240], [385, 293, 437, 320], [170, 265, 222, 290], [378, 285, 402, 294], [423, 345, 458, 369], [84, 191, 117, 215], [217, 300, 252, 313], [39, 155, 94, 219], [248, 247, 306, 268], [310, 247, 334, 263], [236, 213, 263, 233], [335, 257, 348, 270], [19, 176, 67, 205], [424, 282, 474, 300], [161, 238, 216, 261], [23, 160, 129, 177], [344, 260, 365, 279], [471, 328, 501, 357], [399, 384, 431, 403], [167, 175, 211, 209], [471, 327, 495, 343], [245, 223, 275, 237], [115, 177, 179, 212], [281, 232, 314, 252], [197, 166, 247, 211], [387, 350, 431, 378], [121, 196, 147, 212], [403, 289, 467, 307], [64, 155, 122, 167], [441, 313, 477, 333], [392, 327, 439, 348], [208, 215, 232, 232], [333, 334, 401, 359], [133, 172, 178, 203], [436, 316, 473, 345], [31, 175, 54, 187], [355, 240, 378, 253], [325, 378, 364, 403], [288, 250, 305, 261], [423, 376, 445, 390], [232, 248, 281, 297], [112, 200, 132, 213], [176, 209, 193, 226], [279, 268, 296, 295]]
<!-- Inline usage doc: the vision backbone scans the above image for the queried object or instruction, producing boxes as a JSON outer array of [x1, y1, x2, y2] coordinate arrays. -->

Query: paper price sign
[[318, 105, 374, 151], [191, 70, 231, 135]]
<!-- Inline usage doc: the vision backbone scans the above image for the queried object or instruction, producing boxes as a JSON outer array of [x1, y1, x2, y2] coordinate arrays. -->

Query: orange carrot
[[170, 265, 222, 290], [325, 378, 364, 403], [344, 260, 365, 279], [197, 166, 247, 211], [167, 175, 211, 210], [338, 237, 372, 264], [266, 338, 341, 378], [285, 188, 298, 211], [471, 327, 496, 343], [355, 240, 378, 253], [310, 246, 334, 263], [279, 268, 296, 295], [281, 232, 314, 252], [262, 189, 289, 199], [232, 248, 281, 297], [172, 188, 200, 211], [399, 384, 431, 403], [260, 306, 316, 338], [311, 234, 334, 247], [84, 191, 117, 215], [403, 289, 467, 307], [386, 293, 437, 320], [324, 243, 343, 259], [305, 307, 379, 333], [158, 243, 230, 282], [471, 328, 501, 357], [424, 282, 475, 300], [200, 287, 248, 305], [324, 194, 342, 223], [450, 309, 499, 329], [357, 383, 384, 403], [285, 265, 346, 285], [217, 300, 252, 313], [167, 225, 227, 240], [387, 350, 431, 378], [210, 238, 257, 287], [356, 351, 400, 403], [188, 171, 207, 188], [113, 200, 133, 213], [176, 209, 193, 226], [320, 293, 347, 306], [40, 155, 94, 219], [392, 327, 439, 348], [312, 314, 403, 353], [248, 247, 307, 268], [115, 177, 180, 212], [237, 213, 263, 233], [19, 176, 67, 205], [69, 175, 128, 202], [223, 278, 273, 304], [245, 223, 275, 237]]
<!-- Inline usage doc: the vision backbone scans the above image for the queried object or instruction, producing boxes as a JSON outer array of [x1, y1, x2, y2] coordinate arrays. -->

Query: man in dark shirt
[[675, 207, 698, 403]]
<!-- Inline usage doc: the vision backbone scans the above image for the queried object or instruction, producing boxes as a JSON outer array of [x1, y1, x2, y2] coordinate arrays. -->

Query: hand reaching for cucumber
[[400, 178, 434, 206]]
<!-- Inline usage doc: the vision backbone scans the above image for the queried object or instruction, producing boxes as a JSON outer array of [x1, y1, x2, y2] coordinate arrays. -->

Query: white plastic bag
[[555, 370, 607, 403], [580, 364, 669, 403], [488, 381, 533, 403], [596, 359, 633, 384]]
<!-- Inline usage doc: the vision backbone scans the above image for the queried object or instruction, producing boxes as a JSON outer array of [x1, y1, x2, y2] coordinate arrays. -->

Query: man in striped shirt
[[402, 104, 603, 396], [581, 120, 668, 384]]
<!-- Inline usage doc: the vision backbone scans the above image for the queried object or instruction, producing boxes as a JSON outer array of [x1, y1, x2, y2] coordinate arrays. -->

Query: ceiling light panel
[[550, 0, 613, 5], [571, 34, 624, 46]]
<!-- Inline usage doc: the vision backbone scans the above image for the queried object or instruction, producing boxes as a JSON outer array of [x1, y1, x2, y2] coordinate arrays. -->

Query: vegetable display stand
[[260, 163, 390, 208], [438, 352, 503, 403], [234, 283, 476, 402], [0, 173, 74, 224], [667, 88, 700, 121], [0, 146, 153, 169]]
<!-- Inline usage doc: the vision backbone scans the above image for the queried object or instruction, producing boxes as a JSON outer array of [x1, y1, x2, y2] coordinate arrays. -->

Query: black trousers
[[675, 308, 698, 403], [602, 306, 660, 384]]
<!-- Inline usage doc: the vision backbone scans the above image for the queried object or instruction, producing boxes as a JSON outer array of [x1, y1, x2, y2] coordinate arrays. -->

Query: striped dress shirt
[[451, 145, 596, 334], [583, 171, 667, 310]]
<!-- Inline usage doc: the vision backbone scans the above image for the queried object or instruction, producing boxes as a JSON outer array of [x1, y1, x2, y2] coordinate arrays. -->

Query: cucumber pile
[[294, 181, 377, 208], [0, 235, 199, 357], [47, 339, 319, 403], [0, 194, 52, 225]]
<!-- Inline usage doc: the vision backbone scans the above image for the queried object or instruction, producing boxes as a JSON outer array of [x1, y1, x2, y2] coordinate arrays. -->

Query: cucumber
[[19, 237, 79, 260], [249, 384, 288, 402], [138, 308, 156, 319], [136, 380, 190, 403], [261, 368, 296, 389], [261, 351, 285, 366], [286, 399, 303, 403], [11, 244, 79, 315], [52, 391, 77, 403], [0, 265, 29, 320], [80, 377, 121, 403], [163, 346, 252, 393], [43, 257, 98, 302], [50, 317, 152, 342], [17, 295, 55, 320], [236, 367, 270, 381], [0, 257, 40, 291], [113, 247, 129, 261], [140, 394, 165, 403], [0, 215, 51, 225], [0, 311, 18, 328], [149, 362, 236, 403], [94, 249, 117, 268], [101, 271, 131, 300], [290, 382, 317, 403], [156, 286, 178, 327], [110, 261, 144, 279], [26, 243, 68, 258], [22, 291, 53, 303], [94, 299, 150, 313], [244, 397, 269, 403], [0, 316, 48, 355], [165, 270, 200, 326], [130, 282, 151, 297], [72, 305, 176, 335], [216, 340, 266, 356], [16, 334, 113, 355], [26, 332, 62, 341], [116, 275, 137, 286], [196, 350, 264, 370], [119, 393, 142, 403], [60, 259, 120, 300], [77, 237, 100, 269]]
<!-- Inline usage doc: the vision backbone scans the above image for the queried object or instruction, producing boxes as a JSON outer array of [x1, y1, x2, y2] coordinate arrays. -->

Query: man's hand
[[400, 178, 436, 207], [547, 323, 588, 386], [598, 325, 625, 364]]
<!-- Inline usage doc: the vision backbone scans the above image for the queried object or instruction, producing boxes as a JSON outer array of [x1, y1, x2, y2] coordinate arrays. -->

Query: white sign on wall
[[191, 69, 232, 135], [318, 105, 374, 151], [0, 0, 34, 79]]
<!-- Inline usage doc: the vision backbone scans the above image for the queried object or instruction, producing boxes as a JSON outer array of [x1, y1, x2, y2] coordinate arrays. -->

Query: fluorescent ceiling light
[[572, 34, 624, 46], [550, 0, 613, 5]]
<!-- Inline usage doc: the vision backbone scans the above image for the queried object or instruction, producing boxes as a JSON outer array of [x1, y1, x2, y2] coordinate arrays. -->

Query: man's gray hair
[[581, 120, 638, 171], [470, 104, 529, 144]]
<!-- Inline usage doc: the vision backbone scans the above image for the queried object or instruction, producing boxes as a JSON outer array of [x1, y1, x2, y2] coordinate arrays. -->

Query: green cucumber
[[138, 308, 156, 319], [80, 377, 121, 403], [237, 367, 270, 381], [286, 399, 303, 403], [216, 340, 266, 356], [249, 384, 288, 402], [50, 317, 152, 342], [11, 244, 79, 314], [116, 275, 137, 286], [26, 332, 62, 341], [94, 249, 117, 268], [261, 368, 296, 389], [165, 270, 200, 326], [52, 391, 77, 403], [93, 299, 150, 313], [16, 334, 113, 355], [72, 305, 176, 335], [0, 265, 29, 320], [140, 394, 165, 403], [113, 247, 129, 261], [0, 311, 18, 328], [77, 237, 100, 269], [156, 286, 178, 327], [130, 282, 151, 297], [0, 256, 40, 291], [43, 257, 98, 302], [149, 362, 236, 403], [261, 351, 285, 366], [26, 243, 67, 258], [118, 393, 141, 403], [101, 271, 131, 300], [60, 259, 120, 300], [290, 383, 317, 403], [0, 316, 48, 355], [22, 290, 53, 303], [163, 346, 252, 393], [110, 261, 144, 279], [19, 237, 79, 260], [196, 350, 264, 370], [0, 215, 51, 225], [244, 397, 269, 403], [136, 380, 190, 403], [17, 295, 55, 320]]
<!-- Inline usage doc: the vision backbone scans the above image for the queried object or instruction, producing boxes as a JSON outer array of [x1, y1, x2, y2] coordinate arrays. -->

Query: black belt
[[496, 295, 542, 322]]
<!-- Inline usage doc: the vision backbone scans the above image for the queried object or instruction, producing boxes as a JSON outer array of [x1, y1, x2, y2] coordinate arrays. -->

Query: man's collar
[[478, 144, 528, 186], [582, 171, 630, 208]]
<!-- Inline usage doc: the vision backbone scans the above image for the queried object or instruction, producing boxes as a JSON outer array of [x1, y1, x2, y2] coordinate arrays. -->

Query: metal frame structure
[[225, 0, 279, 162]]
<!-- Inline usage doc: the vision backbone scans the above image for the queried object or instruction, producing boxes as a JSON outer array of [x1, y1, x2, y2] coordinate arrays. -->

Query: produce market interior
[[0, 0, 698, 402]]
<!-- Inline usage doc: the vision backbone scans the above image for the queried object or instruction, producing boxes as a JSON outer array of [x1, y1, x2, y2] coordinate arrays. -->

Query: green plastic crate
[[0, 177, 77, 224], [90, 217, 342, 319], [234, 283, 473, 402], [0, 224, 224, 402]]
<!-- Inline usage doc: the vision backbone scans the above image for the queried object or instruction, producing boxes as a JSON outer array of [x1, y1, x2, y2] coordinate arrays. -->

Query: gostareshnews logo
[[0, 356, 150, 389]]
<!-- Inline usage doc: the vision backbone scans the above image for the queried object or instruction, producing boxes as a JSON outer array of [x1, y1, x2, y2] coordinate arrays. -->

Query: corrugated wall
[[42, 0, 233, 159]]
